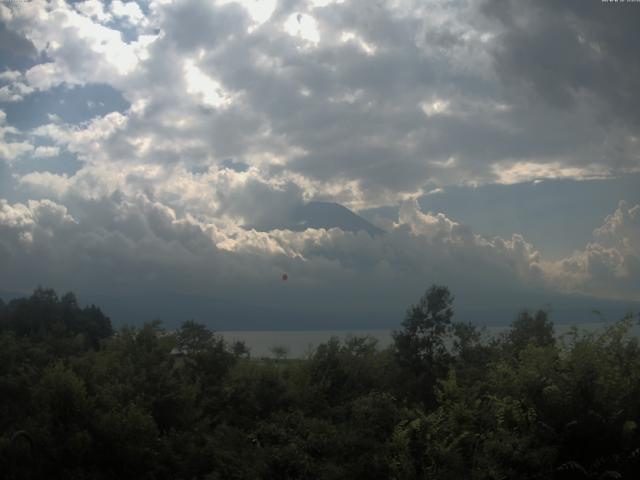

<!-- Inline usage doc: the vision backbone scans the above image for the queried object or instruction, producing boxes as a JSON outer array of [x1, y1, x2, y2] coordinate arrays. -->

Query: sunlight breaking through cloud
[[284, 13, 320, 45], [184, 59, 233, 109], [218, 0, 277, 27]]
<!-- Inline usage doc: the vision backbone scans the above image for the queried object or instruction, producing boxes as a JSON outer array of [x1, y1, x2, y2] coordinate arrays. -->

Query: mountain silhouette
[[246, 201, 385, 236]]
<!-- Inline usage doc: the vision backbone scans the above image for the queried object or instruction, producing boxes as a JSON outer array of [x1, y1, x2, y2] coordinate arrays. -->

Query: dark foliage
[[1, 286, 639, 479], [393, 285, 454, 407], [0, 287, 112, 349]]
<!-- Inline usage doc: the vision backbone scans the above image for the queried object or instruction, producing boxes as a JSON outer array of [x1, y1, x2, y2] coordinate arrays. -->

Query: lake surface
[[219, 329, 395, 358], [219, 322, 640, 358]]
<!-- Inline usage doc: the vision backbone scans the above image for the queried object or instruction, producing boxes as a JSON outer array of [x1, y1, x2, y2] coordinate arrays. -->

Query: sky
[[0, 0, 639, 329]]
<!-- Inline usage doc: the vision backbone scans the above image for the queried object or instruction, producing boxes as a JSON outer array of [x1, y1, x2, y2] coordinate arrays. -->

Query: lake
[[219, 321, 640, 358]]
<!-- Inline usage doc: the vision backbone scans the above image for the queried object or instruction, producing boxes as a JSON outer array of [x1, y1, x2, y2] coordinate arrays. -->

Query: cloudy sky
[[0, 0, 639, 329]]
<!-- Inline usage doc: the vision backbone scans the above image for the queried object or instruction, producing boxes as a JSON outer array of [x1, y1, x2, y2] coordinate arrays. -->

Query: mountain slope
[[290, 202, 384, 235], [246, 201, 385, 236]]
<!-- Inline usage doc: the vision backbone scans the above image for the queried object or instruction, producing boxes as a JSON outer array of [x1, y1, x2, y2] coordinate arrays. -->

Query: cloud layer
[[1, 0, 639, 326], [1, 188, 638, 327]]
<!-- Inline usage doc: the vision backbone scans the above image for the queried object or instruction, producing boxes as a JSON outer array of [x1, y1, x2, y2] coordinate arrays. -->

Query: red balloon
[[282, 273, 288, 281]]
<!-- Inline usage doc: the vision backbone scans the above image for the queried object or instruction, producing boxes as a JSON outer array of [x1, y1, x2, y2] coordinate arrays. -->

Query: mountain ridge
[[245, 201, 385, 236]]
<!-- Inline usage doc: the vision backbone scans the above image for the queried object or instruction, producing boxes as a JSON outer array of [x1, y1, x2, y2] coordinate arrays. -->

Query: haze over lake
[[220, 321, 640, 358]]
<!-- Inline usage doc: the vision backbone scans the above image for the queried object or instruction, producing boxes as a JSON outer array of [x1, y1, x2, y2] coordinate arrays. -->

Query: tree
[[76, 304, 113, 348], [0, 288, 112, 350], [176, 320, 214, 353], [393, 285, 454, 407], [450, 321, 494, 383], [270, 344, 289, 361], [231, 340, 250, 358], [506, 309, 555, 353]]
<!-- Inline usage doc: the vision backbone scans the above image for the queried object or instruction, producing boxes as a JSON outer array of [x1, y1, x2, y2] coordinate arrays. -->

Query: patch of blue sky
[[419, 177, 640, 260], [220, 158, 250, 172], [1, 83, 129, 130], [360, 175, 640, 260], [0, 22, 41, 71], [12, 148, 83, 177]]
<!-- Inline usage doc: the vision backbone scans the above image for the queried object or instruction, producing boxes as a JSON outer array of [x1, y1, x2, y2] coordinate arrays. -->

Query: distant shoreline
[[217, 321, 640, 358]]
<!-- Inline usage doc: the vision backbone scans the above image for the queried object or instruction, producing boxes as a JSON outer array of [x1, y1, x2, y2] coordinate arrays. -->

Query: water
[[219, 322, 640, 358], [219, 329, 394, 358]]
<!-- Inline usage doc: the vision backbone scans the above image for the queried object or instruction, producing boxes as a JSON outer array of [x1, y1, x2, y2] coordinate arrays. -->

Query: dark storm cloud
[[157, 0, 636, 195], [3, 0, 638, 196], [162, 0, 249, 51], [182, 1, 465, 194], [484, 0, 640, 126]]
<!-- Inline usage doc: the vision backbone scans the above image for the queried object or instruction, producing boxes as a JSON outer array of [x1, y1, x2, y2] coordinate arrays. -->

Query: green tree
[[176, 319, 214, 353], [1, 288, 112, 348], [505, 309, 555, 354], [393, 285, 454, 407], [270, 344, 289, 361]]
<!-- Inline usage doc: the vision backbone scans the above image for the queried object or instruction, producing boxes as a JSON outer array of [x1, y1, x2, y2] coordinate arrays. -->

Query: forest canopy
[[1, 286, 639, 479]]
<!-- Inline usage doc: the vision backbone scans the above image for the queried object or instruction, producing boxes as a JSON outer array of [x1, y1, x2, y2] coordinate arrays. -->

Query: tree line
[[1, 286, 639, 479]]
